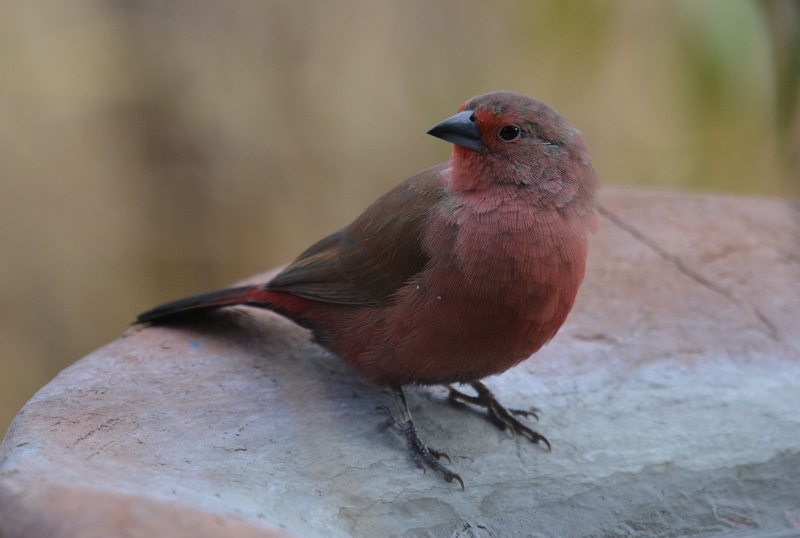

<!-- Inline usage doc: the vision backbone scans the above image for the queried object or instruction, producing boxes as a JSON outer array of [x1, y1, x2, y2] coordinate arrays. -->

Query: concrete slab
[[1, 188, 799, 537]]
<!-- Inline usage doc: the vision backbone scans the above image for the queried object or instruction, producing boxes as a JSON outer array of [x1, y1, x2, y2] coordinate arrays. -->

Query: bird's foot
[[379, 406, 465, 490], [447, 381, 551, 451], [379, 397, 465, 490]]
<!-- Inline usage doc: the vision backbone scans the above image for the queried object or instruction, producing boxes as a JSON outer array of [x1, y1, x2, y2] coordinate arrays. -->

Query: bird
[[136, 91, 599, 489]]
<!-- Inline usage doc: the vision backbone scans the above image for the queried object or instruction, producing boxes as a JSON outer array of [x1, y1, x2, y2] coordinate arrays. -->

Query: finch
[[137, 91, 599, 488]]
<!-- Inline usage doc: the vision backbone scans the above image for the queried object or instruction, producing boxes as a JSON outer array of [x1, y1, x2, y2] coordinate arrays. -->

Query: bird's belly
[[346, 256, 580, 386], [311, 221, 588, 387]]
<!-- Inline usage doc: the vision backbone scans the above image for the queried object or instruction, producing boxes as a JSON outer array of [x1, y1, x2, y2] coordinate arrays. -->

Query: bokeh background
[[1, 0, 798, 435]]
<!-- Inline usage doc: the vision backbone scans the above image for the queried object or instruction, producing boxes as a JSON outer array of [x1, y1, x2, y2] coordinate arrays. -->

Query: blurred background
[[1, 0, 798, 435]]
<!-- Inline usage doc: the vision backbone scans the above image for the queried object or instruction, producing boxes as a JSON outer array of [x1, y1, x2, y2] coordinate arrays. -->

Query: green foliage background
[[1, 0, 797, 435]]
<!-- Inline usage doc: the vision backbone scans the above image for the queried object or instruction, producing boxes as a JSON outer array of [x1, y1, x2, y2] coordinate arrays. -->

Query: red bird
[[137, 91, 598, 488]]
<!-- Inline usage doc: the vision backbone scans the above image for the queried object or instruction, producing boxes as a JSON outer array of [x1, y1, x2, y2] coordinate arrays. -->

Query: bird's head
[[428, 91, 597, 206]]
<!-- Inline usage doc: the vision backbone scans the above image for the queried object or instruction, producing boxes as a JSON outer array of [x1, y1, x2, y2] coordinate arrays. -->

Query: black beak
[[427, 110, 482, 151]]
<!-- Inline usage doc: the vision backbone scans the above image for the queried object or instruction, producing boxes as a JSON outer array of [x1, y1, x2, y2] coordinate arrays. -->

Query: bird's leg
[[381, 387, 465, 490], [447, 381, 551, 451]]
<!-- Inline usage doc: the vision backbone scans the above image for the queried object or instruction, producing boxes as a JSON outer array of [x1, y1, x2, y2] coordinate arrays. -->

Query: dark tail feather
[[136, 285, 267, 324]]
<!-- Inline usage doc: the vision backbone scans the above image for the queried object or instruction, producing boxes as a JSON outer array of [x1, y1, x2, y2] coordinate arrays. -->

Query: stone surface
[[1, 188, 799, 537]]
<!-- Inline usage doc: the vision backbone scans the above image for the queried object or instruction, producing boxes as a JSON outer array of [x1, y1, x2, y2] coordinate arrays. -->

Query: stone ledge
[[1, 188, 799, 537]]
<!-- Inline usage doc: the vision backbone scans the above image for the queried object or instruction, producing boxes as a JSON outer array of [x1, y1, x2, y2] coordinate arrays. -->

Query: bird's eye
[[499, 125, 521, 141]]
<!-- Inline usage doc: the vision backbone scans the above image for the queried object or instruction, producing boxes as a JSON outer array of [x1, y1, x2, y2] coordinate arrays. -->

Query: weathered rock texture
[[1, 188, 799, 537]]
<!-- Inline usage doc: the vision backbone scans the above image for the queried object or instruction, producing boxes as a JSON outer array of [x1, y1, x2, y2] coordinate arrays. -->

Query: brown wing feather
[[264, 164, 447, 306]]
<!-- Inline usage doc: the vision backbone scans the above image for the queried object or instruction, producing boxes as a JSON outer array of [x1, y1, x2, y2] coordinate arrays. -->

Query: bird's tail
[[136, 285, 275, 324]]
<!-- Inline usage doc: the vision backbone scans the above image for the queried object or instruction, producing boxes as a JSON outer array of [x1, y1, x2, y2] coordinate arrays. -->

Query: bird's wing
[[263, 164, 447, 306]]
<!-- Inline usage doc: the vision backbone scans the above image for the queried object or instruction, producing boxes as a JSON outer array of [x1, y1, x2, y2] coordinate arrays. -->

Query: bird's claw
[[509, 408, 540, 420], [381, 407, 464, 490], [448, 381, 551, 452]]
